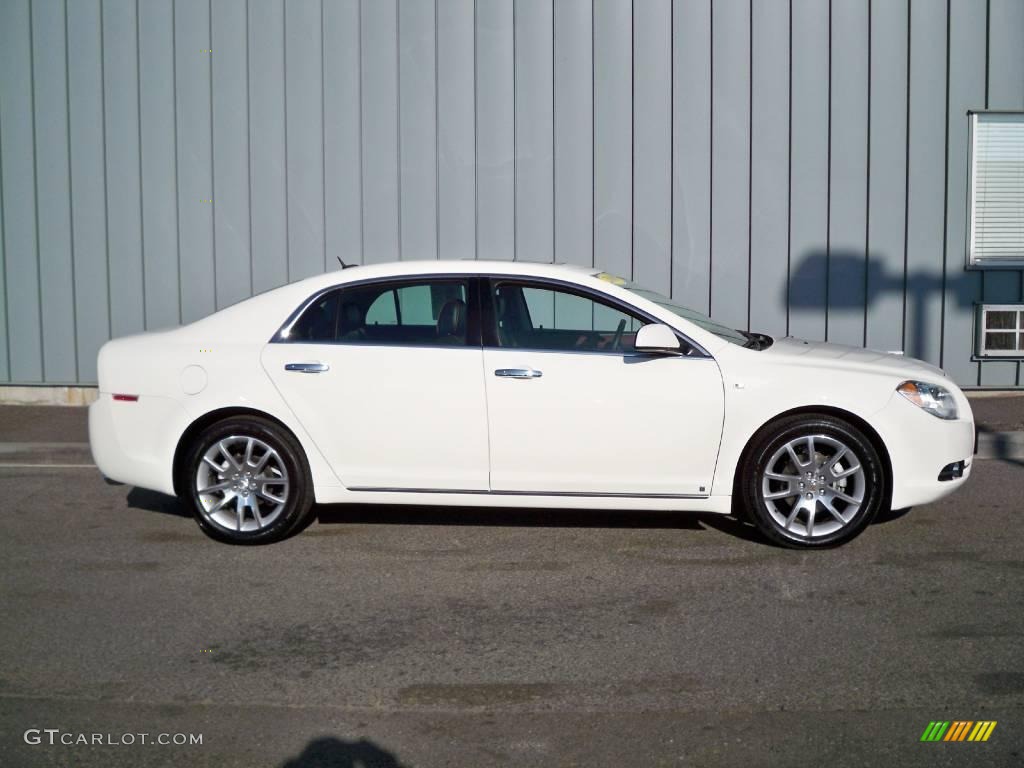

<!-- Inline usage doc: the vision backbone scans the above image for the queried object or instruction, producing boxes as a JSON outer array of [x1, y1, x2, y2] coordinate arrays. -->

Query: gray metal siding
[[671, 0, 711, 315], [749, 0, 789, 339], [1, 0, 43, 383], [979, 0, 1024, 386], [866, 0, 909, 362], [787, 0, 829, 343], [826, 0, 869, 349], [905, 0, 946, 369], [553, 0, 592, 269], [139, 0, 182, 333], [594, 0, 631, 279], [476, 0, 515, 262], [0, 0, 1022, 387], [709, 0, 749, 332], [942, 0, 985, 386], [631, 0, 671, 292], [436, 0, 475, 262]]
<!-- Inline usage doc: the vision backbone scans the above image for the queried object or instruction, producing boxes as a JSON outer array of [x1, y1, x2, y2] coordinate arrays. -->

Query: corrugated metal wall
[[0, 0, 1022, 386]]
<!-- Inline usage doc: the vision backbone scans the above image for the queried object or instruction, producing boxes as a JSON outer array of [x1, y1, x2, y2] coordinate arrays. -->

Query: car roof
[[282, 260, 602, 295], [321, 259, 599, 283]]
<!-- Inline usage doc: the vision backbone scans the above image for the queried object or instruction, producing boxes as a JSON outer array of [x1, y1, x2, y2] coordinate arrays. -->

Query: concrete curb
[[1, 434, 1023, 468], [974, 431, 1024, 461], [0, 386, 98, 406]]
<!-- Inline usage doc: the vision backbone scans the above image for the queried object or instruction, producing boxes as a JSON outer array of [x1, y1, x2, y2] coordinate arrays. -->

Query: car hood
[[761, 336, 949, 381]]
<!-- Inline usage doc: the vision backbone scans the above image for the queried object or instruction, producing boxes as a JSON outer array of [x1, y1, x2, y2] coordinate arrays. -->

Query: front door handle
[[494, 368, 542, 379], [285, 362, 330, 373]]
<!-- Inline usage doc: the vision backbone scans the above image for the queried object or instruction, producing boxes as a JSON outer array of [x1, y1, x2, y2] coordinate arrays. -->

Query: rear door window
[[286, 279, 472, 347]]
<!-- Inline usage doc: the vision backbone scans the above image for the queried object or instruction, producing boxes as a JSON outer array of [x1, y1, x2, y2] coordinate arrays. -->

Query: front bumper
[[89, 394, 190, 496], [873, 393, 975, 510]]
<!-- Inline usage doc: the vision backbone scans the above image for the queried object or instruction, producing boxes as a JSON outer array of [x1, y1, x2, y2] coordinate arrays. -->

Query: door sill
[[348, 486, 707, 500]]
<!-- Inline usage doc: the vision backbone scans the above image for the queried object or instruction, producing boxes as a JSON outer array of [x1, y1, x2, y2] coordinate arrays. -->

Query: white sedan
[[89, 261, 975, 548]]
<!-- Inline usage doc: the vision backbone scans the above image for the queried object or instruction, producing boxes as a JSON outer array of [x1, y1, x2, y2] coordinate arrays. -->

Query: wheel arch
[[172, 406, 311, 498], [732, 405, 893, 507]]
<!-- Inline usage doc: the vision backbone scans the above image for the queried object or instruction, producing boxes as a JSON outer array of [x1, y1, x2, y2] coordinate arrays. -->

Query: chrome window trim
[[483, 274, 713, 358], [270, 271, 713, 358], [273, 339, 487, 352], [269, 273, 473, 345], [479, 345, 712, 360]]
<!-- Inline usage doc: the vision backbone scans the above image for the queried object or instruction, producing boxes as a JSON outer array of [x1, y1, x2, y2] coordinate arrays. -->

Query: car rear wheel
[[183, 416, 314, 544], [740, 414, 885, 548]]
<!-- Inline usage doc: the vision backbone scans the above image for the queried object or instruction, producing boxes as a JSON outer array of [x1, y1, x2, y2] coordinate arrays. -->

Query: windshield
[[595, 272, 751, 346]]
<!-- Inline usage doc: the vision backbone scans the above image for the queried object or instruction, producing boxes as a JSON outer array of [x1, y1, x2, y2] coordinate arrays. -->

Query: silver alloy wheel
[[195, 435, 289, 533], [761, 434, 866, 539]]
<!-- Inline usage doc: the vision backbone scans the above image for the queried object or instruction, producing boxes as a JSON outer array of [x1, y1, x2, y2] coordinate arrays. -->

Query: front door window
[[491, 281, 646, 353]]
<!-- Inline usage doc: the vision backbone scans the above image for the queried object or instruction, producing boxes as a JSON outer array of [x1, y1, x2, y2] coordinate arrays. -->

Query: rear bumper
[[873, 394, 975, 509], [88, 394, 190, 496]]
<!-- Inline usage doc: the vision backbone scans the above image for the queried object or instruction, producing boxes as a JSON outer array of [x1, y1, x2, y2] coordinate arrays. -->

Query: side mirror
[[634, 323, 682, 355]]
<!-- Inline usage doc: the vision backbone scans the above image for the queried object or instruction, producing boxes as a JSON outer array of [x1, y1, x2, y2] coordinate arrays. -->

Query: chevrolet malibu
[[89, 261, 974, 548]]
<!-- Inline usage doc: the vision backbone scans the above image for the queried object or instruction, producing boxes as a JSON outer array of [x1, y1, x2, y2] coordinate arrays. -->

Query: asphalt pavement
[[0, 446, 1022, 765]]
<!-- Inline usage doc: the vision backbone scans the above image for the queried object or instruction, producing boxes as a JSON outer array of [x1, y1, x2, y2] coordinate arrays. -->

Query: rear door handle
[[494, 368, 542, 379], [285, 362, 330, 373]]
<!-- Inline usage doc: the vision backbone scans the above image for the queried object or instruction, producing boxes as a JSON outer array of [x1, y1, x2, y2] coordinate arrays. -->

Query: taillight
[[112, 394, 139, 402]]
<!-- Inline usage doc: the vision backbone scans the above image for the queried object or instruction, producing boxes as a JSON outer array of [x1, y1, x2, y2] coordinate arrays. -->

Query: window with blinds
[[970, 112, 1024, 265]]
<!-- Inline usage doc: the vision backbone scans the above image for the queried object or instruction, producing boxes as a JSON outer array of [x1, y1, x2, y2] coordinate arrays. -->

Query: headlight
[[896, 380, 958, 420]]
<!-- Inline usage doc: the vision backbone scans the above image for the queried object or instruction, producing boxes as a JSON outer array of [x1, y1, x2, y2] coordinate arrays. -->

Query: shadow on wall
[[279, 737, 409, 768], [787, 251, 979, 360]]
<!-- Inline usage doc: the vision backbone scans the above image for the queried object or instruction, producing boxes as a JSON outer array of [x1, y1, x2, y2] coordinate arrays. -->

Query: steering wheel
[[609, 318, 627, 352]]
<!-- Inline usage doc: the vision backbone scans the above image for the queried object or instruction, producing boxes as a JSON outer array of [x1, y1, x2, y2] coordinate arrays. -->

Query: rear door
[[261, 276, 490, 491]]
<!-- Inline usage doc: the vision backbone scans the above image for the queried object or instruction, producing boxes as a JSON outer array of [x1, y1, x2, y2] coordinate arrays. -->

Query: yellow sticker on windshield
[[596, 272, 626, 286]]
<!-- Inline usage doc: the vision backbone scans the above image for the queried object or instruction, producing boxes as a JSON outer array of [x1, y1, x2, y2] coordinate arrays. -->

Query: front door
[[482, 279, 725, 496], [262, 276, 489, 491]]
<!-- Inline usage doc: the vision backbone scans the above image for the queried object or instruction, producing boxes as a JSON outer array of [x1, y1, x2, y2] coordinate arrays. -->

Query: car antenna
[[336, 256, 355, 269]]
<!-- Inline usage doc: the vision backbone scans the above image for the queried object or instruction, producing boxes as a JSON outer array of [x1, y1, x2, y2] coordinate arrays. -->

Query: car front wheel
[[740, 414, 886, 548], [183, 416, 314, 545]]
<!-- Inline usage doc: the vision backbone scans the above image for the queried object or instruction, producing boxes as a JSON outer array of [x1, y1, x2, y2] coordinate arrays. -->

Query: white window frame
[[976, 304, 1024, 358], [968, 111, 1024, 267]]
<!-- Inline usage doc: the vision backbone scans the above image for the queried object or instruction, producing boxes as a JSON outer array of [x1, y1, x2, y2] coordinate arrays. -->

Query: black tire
[[739, 414, 886, 549], [182, 415, 315, 545]]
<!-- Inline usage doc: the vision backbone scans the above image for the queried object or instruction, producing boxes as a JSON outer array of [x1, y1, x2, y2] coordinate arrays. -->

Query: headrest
[[437, 298, 467, 338]]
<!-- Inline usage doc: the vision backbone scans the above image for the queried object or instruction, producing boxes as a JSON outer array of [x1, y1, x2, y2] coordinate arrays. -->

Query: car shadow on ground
[[125, 488, 905, 547], [315, 503, 777, 545], [126, 487, 192, 517], [126, 486, 770, 543], [315, 501, 912, 543], [873, 506, 911, 525]]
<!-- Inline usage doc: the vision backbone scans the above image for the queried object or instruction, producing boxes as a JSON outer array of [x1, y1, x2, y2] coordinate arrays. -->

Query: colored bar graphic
[[944, 721, 972, 741], [921, 720, 996, 742], [975, 722, 997, 742]]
